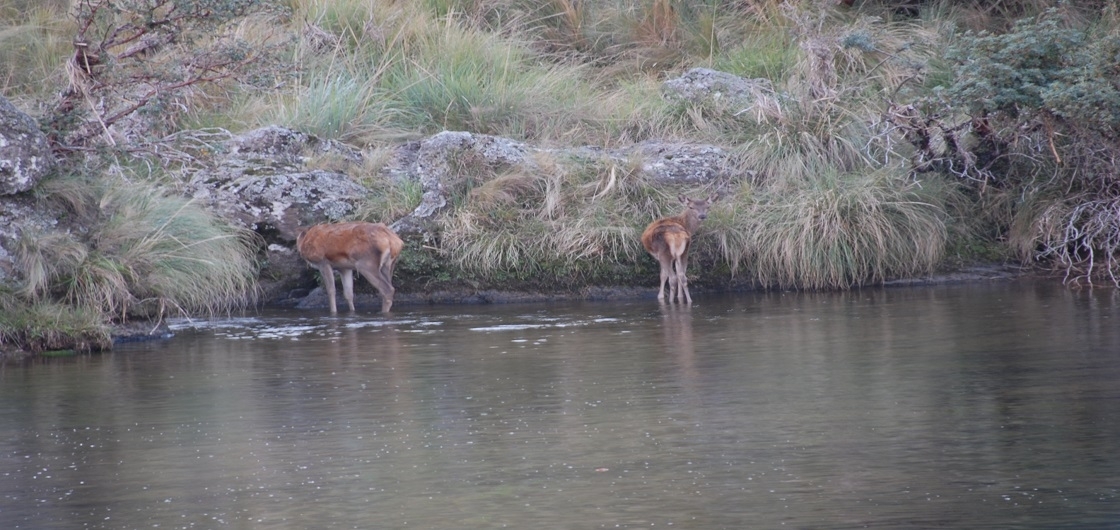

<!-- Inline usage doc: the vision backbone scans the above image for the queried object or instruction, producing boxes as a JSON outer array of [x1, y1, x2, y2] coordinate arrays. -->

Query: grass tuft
[[0, 0, 71, 96], [743, 169, 951, 289], [0, 290, 112, 354], [20, 176, 260, 320]]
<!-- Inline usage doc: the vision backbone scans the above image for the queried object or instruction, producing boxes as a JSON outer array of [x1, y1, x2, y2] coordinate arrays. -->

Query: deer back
[[641, 193, 718, 252], [297, 222, 400, 268], [641, 218, 690, 254]]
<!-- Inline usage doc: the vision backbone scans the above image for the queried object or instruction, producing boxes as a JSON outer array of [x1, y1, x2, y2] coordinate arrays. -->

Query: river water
[[2, 281, 1118, 529]]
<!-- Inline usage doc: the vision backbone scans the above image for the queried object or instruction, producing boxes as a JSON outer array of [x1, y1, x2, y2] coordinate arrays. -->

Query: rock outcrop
[[0, 96, 60, 287], [0, 95, 54, 196], [179, 126, 374, 301], [661, 67, 774, 110], [183, 121, 735, 306], [390, 131, 533, 236], [184, 125, 370, 242], [187, 168, 370, 240], [621, 141, 729, 185]]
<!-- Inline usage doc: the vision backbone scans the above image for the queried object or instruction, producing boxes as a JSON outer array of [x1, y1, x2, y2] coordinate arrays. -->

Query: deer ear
[[678, 193, 688, 204], [708, 192, 720, 202]]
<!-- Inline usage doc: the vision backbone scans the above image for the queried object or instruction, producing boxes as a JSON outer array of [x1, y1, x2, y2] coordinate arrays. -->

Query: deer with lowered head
[[296, 221, 404, 314], [641, 193, 718, 304]]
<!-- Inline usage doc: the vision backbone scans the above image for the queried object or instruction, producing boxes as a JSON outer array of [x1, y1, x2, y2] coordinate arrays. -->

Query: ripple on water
[[470, 317, 621, 332], [166, 316, 439, 341]]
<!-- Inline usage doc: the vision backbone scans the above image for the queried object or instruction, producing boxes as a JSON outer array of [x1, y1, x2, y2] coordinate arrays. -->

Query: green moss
[[0, 292, 112, 354]]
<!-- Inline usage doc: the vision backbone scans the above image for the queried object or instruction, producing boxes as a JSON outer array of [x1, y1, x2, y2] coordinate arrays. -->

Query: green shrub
[[916, 6, 1120, 283]]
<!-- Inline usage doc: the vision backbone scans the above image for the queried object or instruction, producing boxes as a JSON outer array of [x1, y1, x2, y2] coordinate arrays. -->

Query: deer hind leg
[[668, 259, 680, 303], [676, 252, 692, 305], [666, 236, 690, 304], [317, 263, 339, 314], [340, 269, 357, 312], [358, 258, 396, 313], [378, 253, 398, 313], [656, 255, 674, 302], [668, 255, 684, 303]]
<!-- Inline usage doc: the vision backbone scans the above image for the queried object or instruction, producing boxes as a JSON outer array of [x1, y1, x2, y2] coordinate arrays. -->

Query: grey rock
[[0, 95, 55, 195], [661, 67, 774, 109], [187, 169, 368, 239], [228, 125, 362, 166], [184, 127, 370, 241], [564, 141, 732, 187], [392, 131, 533, 235], [625, 141, 730, 185]]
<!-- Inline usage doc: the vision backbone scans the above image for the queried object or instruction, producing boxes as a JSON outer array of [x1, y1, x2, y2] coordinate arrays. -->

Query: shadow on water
[[2, 281, 1119, 528]]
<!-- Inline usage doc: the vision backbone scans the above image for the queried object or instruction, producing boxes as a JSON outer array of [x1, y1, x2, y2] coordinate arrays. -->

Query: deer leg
[[668, 264, 680, 303], [677, 253, 692, 304], [656, 256, 673, 302], [317, 263, 339, 314], [340, 269, 357, 312], [663, 257, 674, 303], [380, 260, 395, 284], [379, 255, 398, 313], [358, 260, 396, 313]]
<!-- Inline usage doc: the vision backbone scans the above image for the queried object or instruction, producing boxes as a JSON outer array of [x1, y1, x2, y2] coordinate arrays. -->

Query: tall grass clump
[[744, 169, 953, 289], [372, 24, 596, 142], [0, 0, 71, 97], [268, 66, 381, 141], [17, 175, 260, 321], [713, 24, 799, 81], [702, 2, 954, 288], [411, 0, 762, 75], [258, 0, 609, 145], [259, 0, 405, 141]]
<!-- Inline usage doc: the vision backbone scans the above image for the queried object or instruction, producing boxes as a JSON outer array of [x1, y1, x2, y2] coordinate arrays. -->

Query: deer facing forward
[[641, 194, 718, 304], [297, 221, 404, 314]]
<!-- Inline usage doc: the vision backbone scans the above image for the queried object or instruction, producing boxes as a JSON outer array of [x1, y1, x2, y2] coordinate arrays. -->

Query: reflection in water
[[660, 304, 698, 399], [2, 282, 1119, 529]]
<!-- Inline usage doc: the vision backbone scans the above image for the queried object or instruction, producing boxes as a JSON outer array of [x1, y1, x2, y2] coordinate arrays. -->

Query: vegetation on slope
[[1, 0, 1118, 354]]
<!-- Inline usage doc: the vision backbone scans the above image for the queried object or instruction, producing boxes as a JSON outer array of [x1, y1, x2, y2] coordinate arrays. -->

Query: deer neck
[[675, 209, 702, 234]]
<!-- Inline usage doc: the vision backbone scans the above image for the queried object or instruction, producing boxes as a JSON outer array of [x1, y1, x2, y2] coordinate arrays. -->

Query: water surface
[[2, 282, 1119, 528]]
